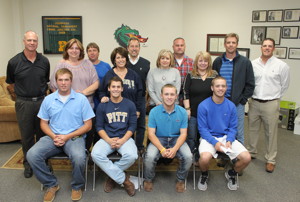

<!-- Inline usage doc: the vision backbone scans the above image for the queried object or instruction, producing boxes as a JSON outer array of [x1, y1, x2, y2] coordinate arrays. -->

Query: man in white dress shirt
[[247, 38, 290, 173]]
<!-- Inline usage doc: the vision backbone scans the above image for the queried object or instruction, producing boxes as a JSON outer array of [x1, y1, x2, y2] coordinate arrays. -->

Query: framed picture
[[251, 26, 266, 45], [42, 16, 82, 54], [284, 9, 300, 22], [282, 26, 299, 39], [266, 26, 281, 45], [267, 10, 283, 22], [206, 34, 226, 56], [288, 48, 300, 60], [237, 48, 250, 58], [252, 10, 267, 22], [274, 47, 287, 59]]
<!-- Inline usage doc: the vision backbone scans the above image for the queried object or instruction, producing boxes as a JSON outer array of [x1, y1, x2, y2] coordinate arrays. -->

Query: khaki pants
[[247, 99, 279, 164]]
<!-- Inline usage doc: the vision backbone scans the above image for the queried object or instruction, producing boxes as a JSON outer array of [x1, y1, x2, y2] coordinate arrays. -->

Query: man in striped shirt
[[212, 33, 254, 145], [172, 37, 193, 105]]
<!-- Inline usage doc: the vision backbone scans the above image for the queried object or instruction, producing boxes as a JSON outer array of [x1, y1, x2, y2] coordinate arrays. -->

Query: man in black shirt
[[6, 30, 50, 178], [127, 37, 150, 153]]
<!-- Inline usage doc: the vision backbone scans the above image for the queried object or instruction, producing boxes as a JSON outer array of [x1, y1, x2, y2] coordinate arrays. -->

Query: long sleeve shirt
[[251, 56, 290, 100]]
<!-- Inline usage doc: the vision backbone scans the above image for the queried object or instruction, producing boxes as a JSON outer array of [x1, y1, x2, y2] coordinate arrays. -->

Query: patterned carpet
[[1, 148, 224, 171]]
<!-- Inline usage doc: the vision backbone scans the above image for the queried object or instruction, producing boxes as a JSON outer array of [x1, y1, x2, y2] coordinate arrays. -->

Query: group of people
[[6, 30, 290, 201]]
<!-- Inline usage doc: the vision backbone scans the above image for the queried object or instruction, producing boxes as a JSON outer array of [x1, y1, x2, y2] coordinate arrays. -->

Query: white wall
[[19, 0, 183, 75], [0, 0, 299, 103], [0, 0, 19, 76]]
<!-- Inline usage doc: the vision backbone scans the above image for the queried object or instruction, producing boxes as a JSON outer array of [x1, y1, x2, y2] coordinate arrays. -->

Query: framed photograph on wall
[[206, 34, 226, 56], [251, 26, 266, 45], [252, 10, 267, 22], [288, 48, 300, 60], [267, 10, 283, 22], [42, 16, 82, 54], [274, 47, 287, 59], [283, 9, 300, 22], [282, 26, 299, 39], [237, 48, 250, 58], [266, 26, 281, 45]]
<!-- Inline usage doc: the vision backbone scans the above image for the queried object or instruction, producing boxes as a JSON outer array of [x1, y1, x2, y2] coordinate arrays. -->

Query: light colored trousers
[[247, 99, 279, 164]]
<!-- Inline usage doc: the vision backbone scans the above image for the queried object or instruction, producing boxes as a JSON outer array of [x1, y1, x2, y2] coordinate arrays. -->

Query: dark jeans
[[15, 97, 44, 164], [135, 97, 146, 150]]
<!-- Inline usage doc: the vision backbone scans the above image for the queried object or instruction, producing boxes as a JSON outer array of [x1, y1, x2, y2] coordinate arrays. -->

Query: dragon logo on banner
[[114, 24, 148, 48]]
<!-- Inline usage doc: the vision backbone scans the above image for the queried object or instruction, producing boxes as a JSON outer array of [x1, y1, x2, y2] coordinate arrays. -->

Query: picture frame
[[237, 48, 250, 58], [283, 9, 300, 22], [274, 47, 287, 59], [250, 26, 266, 45], [267, 10, 283, 22], [42, 16, 82, 54], [206, 34, 226, 56], [282, 26, 299, 39], [252, 10, 267, 22], [266, 26, 281, 45], [288, 48, 300, 60]]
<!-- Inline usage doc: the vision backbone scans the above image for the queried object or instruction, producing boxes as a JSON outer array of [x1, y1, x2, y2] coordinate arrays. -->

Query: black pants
[[15, 97, 44, 164]]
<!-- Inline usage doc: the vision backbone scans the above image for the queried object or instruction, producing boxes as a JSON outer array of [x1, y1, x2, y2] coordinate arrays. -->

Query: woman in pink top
[[50, 38, 99, 108]]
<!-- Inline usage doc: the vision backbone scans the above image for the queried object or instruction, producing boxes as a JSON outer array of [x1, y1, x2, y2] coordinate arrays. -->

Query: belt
[[252, 98, 277, 103], [17, 95, 45, 101]]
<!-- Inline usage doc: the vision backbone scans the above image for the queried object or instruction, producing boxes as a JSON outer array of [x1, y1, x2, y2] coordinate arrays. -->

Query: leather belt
[[17, 95, 45, 102], [252, 98, 277, 103]]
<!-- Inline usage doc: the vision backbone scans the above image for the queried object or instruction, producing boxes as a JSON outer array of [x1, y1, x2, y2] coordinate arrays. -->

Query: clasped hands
[[53, 135, 68, 147], [161, 147, 177, 159], [110, 137, 125, 149]]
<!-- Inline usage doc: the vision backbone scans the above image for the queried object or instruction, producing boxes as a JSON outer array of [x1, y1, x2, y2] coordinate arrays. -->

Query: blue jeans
[[136, 97, 146, 150], [186, 116, 198, 153], [144, 137, 193, 181], [236, 104, 245, 145], [91, 138, 138, 184], [27, 136, 86, 190]]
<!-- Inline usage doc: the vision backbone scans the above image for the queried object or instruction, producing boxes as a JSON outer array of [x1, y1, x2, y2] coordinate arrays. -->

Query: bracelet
[[160, 147, 166, 154], [185, 107, 190, 110]]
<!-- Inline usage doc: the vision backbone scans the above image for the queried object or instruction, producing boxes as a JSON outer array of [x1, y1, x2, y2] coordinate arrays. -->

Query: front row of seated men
[[27, 69, 250, 201]]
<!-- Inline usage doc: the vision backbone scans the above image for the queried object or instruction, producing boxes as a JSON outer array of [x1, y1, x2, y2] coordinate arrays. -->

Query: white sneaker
[[225, 170, 238, 191], [197, 173, 209, 191]]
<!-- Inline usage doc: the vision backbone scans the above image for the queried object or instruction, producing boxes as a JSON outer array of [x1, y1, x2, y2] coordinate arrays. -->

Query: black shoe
[[24, 163, 33, 178]]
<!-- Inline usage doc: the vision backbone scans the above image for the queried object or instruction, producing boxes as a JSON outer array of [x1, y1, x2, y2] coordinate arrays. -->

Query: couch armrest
[[0, 106, 17, 121]]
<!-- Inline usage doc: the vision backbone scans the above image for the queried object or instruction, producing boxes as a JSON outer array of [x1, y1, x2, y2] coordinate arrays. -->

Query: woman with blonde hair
[[182, 51, 218, 153], [147, 49, 181, 108]]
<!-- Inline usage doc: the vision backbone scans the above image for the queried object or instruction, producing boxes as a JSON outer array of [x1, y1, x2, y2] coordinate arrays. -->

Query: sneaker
[[225, 170, 238, 191], [43, 185, 60, 202], [123, 174, 135, 196], [24, 162, 33, 178], [143, 181, 153, 192], [197, 173, 209, 191], [71, 189, 82, 201], [104, 177, 116, 193], [176, 181, 185, 193]]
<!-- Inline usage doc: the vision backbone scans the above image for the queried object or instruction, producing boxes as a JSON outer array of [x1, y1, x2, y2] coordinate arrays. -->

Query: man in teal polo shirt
[[143, 84, 193, 193]]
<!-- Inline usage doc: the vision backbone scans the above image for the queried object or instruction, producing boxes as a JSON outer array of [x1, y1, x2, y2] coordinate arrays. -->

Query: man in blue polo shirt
[[27, 68, 95, 202], [143, 84, 193, 193]]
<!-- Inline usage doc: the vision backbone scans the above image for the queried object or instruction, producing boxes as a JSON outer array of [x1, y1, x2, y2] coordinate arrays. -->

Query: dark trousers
[[135, 97, 146, 150], [15, 97, 44, 164]]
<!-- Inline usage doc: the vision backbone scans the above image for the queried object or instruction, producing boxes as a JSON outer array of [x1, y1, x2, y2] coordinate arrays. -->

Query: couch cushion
[[0, 97, 14, 106]]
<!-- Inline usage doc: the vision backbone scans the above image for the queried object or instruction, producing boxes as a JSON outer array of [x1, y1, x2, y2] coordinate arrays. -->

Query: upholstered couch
[[0, 76, 21, 142]]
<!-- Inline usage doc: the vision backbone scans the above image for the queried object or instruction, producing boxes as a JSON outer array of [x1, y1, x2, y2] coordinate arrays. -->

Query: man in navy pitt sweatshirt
[[92, 76, 137, 197]]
